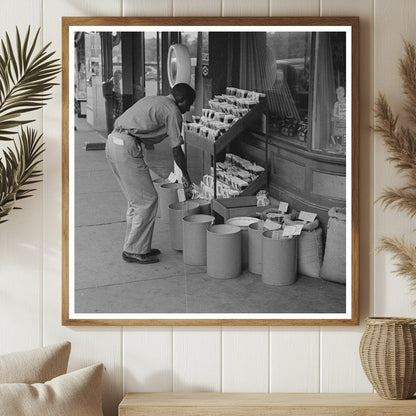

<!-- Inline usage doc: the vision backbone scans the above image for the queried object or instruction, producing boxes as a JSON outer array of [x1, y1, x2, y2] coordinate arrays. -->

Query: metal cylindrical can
[[153, 177, 168, 218], [225, 217, 259, 269], [193, 198, 211, 215], [248, 221, 265, 275], [168, 201, 200, 251], [159, 183, 182, 222], [207, 224, 241, 279], [183, 214, 215, 265], [262, 230, 297, 286]]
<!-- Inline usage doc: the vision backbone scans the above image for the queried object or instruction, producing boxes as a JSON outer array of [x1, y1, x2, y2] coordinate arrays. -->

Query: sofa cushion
[[0, 363, 104, 416], [0, 341, 71, 384]]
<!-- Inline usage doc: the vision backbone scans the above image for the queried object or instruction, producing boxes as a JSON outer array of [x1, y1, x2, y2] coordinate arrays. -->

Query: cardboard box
[[212, 196, 268, 222]]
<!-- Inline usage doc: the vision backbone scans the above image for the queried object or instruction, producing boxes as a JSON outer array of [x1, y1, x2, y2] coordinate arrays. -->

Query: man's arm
[[172, 145, 191, 189]]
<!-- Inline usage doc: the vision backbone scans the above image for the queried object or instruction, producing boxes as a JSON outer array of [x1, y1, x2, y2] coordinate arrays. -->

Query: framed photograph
[[62, 16, 359, 326]]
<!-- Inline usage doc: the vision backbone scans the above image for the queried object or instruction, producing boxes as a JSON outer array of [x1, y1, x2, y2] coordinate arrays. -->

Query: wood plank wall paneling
[[222, 0, 270, 16], [0, 0, 43, 354], [124, 0, 172, 16], [0, 0, 415, 415], [320, 327, 373, 392], [373, 0, 416, 317], [270, 0, 320, 16], [222, 327, 269, 392], [124, 328, 173, 393], [173, 0, 222, 16], [270, 327, 320, 392], [173, 327, 221, 392]]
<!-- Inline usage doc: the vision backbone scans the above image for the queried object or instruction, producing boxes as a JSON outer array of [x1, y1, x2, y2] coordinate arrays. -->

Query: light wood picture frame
[[62, 16, 359, 326]]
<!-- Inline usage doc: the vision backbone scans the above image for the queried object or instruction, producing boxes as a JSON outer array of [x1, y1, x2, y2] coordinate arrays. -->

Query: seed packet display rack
[[184, 98, 268, 207]]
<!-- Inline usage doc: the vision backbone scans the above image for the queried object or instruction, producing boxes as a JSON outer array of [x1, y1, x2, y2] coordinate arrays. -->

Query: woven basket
[[359, 317, 416, 399]]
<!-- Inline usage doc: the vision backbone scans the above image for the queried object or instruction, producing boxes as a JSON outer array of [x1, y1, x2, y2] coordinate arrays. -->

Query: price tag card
[[168, 172, 177, 183], [294, 224, 304, 235], [264, 219, 281, 230], [282, 225, 297, 237], [298, 211, 317, 222], [282, 224, 304, 237], [177, 188, 186, 202], [278, 201, 289, 213]]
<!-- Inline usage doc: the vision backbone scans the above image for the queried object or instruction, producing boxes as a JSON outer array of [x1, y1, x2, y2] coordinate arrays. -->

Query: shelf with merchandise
[[184, 93, 267, 201]]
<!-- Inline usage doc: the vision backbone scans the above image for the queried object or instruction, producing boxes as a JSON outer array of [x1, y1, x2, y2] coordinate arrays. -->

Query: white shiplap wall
[[1, 1, 416, 415]]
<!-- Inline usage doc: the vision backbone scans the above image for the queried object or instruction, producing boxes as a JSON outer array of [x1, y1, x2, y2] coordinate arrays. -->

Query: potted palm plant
[[359, 40, 416, 400], [0, 27, 60, 223]]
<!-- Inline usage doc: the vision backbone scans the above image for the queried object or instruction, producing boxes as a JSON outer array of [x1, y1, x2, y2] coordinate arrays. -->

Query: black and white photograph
[[63, 17, 359, 325]]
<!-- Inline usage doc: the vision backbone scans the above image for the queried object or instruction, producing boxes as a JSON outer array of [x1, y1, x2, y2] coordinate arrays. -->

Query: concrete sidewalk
[[73, 118, 346, 315]]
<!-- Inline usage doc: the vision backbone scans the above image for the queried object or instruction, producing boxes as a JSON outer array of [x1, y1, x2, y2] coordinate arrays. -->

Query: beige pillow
[[0, 363, 104, 416], [0, 341, 71, 384]]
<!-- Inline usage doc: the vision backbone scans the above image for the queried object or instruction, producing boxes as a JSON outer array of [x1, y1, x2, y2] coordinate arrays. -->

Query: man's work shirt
[[114, 94, 183, 148]]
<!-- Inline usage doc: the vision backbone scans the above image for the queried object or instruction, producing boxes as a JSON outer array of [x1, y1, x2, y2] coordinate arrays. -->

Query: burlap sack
[[284, 217, 323, 278], [320, 207, 346, 284]]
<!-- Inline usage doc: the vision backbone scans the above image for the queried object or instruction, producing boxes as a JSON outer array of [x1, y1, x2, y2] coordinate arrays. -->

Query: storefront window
[[180, 32, 198, 89], [311, 32, 346, 155], [264, 31, 346, 156], [144, 32, 162, 96], [112, 32, 123, 119], [84, 32, 107, 135], [266, 32, 311, 141]]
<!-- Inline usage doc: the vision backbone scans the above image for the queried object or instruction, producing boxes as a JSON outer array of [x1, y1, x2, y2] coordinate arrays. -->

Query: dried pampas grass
[[378, 237, 416, 294], [376, 40, 416, 295]]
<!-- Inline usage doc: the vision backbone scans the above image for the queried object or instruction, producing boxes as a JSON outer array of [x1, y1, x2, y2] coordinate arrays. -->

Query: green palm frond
[[0, 27, 61, 141], [0, 127, 44, 223]]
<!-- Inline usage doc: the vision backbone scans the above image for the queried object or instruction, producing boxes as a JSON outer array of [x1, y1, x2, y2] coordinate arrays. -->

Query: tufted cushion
[[0, 363, 104, 416], [0, 341, 71, 384]]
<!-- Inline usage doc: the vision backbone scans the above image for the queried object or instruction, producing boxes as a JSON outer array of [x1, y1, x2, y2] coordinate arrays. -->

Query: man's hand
[[182, 176, 192, 199], [172, 146, 192, 198], [182, 175, 191, 190]]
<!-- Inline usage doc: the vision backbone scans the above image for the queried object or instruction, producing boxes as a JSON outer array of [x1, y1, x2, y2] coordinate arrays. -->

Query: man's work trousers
[[105, 131, 158, 255]]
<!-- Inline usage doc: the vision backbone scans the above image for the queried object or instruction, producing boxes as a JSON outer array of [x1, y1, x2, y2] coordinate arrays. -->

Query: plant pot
[[359, 317, 416, 399]]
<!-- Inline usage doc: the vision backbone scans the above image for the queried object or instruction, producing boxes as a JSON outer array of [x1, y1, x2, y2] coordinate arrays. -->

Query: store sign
[[202, 52, 209, 77]]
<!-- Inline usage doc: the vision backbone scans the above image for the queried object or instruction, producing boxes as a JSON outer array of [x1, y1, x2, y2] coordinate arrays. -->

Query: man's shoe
[[124, 248, 161, 256], [122, 251, 159, 264]]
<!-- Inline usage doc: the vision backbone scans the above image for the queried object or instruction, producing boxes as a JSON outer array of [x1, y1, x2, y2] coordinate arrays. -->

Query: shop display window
[[265, 32, 346, 156], [112, 33, 123, 119], [311, 32, 346, 155], [266, 32, 311, 126], [144, 32, 162, 96], [180, 32, 198, 89]]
